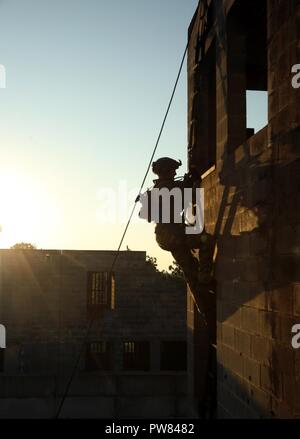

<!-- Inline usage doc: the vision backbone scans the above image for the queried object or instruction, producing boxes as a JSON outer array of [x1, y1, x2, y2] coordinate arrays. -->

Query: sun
[[0, 172, 43, 248]]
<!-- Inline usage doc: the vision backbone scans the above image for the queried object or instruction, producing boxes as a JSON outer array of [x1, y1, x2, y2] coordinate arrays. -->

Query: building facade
[[0, 249, 191, 418], [187, 0, 300, 418]]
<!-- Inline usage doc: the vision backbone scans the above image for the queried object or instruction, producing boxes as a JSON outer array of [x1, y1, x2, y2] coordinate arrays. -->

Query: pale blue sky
[[0, 0, 267, 269]]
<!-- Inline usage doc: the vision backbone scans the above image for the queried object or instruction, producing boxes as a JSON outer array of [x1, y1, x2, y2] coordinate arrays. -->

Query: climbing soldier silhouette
[[138, 157, 215, 315]]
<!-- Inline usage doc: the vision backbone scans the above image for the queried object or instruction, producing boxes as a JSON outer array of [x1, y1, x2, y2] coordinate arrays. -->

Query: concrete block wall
[[187, 0, 300, 418], [0, 249, 186, 375], [0, 249, 190, 417]]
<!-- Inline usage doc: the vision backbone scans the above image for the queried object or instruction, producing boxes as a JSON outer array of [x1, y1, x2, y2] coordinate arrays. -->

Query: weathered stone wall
[[188, 0, 300, 418], [0, 249, 186, 375], [0, 249, 189, 417]]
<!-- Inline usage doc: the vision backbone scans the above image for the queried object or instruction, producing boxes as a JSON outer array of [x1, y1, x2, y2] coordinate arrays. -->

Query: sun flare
[[0, 172, 46, 248]]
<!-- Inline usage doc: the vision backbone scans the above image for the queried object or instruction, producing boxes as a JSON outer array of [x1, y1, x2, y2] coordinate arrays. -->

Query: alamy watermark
[[0, 324, 6, 349], [139, 186, 204, 234], [0, 64, 6, 89], [291, 324, 300, 349], [291, 64, 300, 88], [96, 181, 205, 234]]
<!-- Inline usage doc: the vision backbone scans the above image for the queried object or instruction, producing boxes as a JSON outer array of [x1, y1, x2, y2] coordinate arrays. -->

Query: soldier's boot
[[170, 246, 212, 319]]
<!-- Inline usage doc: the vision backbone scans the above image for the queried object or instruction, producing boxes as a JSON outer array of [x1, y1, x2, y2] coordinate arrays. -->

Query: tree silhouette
[[146, 255, 158, 271], [11, 242, 36, 250], [168, 260, 185, 279]]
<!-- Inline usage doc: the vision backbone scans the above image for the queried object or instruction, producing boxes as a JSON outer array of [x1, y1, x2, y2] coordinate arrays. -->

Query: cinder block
[[243, 356, 261, 387], [269, 285, 294, 315], [222, 303, 242, 328], [250, 230, 269, 256], [233, 281, 251, 305], [251, 336, 272, 366], [283, 375, 300, 412], [241, 307, 261, 335], [261, 365, 282, 399], [228, 373, 251, 407], [225, 346, 244, 377], [259, 311, 281, 340], [239, 259, 261, 282], [234, 329, 251, 356], [271, 343, 295, 375], [248, 385, 272, 418], [271, 397, 295, 419], [219, 281, 236, 303], [247, 291, 269, 311], [222, 324, 235, 347], [294, 283, 300, 315]]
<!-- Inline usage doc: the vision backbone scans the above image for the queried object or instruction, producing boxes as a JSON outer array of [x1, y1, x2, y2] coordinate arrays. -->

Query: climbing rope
[[55, 0, 204, 418]]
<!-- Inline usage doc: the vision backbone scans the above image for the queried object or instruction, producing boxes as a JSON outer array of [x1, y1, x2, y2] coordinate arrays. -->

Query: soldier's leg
[[185, 231, 215, 284], [170, 245, 199, 292], [155, 224, 214, 316], [171, 246, 213, 318]]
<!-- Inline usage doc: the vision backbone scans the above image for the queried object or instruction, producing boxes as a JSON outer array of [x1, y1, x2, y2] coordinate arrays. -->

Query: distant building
[[0, 249, 192, 418]]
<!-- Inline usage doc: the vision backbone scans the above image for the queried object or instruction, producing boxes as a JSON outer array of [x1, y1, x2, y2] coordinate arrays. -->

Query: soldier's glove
[[189, 166, 202, 182], [183, 169, 202, 186], [183, 172, 193, 186]]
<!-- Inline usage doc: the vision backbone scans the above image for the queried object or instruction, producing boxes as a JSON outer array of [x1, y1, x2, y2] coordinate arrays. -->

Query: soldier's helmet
[[152, 157, 182, 176]]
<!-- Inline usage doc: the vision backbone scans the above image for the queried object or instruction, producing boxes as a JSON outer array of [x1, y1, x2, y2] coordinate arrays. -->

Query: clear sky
[[0, 0, 267, 270]]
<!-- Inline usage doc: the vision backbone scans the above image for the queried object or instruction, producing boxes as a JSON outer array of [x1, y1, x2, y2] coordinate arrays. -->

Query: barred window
[[87, 271, 115, 318], [111, 273, 116, 310], [86, 341, 111, 371], [123, 341, 150, 371]]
